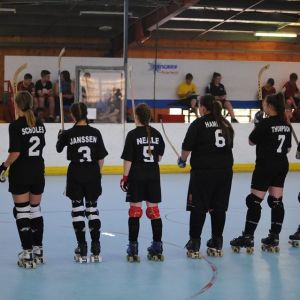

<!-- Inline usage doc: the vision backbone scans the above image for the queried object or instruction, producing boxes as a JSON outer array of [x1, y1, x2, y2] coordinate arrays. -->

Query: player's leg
[[223, 100, 238, 122], [190, 98, 199, 117], [146, 202, 164, 261], [47, 95, 55, 121]]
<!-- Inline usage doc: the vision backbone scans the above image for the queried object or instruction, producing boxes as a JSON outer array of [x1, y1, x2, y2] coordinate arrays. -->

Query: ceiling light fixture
[[80, 11, 133, 17], [0, 8, 16, 13], [254, 32, 297, 37]]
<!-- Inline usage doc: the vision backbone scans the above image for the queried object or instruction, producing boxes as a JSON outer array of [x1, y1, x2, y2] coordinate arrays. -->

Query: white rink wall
[[0, 123, 300, 168]]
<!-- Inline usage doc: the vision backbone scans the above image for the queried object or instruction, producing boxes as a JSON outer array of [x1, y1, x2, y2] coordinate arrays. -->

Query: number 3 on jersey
[[215, 129, 226, 148], [78, 146, 92, 162]]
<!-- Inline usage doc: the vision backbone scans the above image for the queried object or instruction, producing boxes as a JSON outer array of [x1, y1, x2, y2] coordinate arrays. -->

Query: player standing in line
[[230, 93, 291, 254], [56, 102, 108, 263], [177, 95, 234, 258], [0, 91, 46, 268], [120, 103, 165, 262]]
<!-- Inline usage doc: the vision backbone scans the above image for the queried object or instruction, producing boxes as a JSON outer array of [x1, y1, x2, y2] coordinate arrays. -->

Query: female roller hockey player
[[178, 94, 234, 258], [230, 93, 291, 254], [0, 91, 46, 268], [120, 103, 165, 262], [56, 102, 108, 263]]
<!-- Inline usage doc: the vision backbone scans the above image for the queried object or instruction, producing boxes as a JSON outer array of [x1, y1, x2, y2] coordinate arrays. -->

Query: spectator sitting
[[206, 72, 238, 123], [282, 73, 299, 110], [176, 73, 199, 117], [17, 73, 38, 110], [35, 70, 55, 122], [259, 78, 276, 111], [54, 70, 75, 121]]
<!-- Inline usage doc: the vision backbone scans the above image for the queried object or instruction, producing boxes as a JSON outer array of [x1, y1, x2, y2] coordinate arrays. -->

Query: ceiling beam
[[110, 0, 201, 56]]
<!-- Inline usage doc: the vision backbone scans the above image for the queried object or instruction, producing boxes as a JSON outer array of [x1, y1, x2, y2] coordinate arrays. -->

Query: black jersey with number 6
[[249, 115, 291, 164], [182, 114, 233, 170], [8, 116, 46, 184], [121, 126, 165, 179], [56, 125, 108, 183]]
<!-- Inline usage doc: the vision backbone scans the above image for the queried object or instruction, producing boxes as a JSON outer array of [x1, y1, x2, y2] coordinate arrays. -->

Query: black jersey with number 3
[[121, 126, 165, 179], [8, 116, 46, 184], [182, 114, 233, 170], [249, 116, 291, 163], [56, 125, 108, 182]]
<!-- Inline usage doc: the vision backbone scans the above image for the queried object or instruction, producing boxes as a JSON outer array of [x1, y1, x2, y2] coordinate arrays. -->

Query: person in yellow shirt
[[176, 73, 199, 117]]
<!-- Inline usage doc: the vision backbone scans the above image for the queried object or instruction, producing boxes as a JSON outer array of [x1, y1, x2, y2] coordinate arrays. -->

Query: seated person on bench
[[176, 73, 199, 117]]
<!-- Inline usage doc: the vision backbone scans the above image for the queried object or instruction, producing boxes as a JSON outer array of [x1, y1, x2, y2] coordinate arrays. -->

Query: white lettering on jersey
[[22, 126, 45, 135], [136, 137, 159, 145], [271, 126, 290, 133], [70, 136, 97, 145], [205, 121, 218, 128]]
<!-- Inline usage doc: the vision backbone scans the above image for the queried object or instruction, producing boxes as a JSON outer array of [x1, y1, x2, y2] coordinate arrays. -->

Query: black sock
[[210, 210, 226, 237], [30, 204, 44, 246], [128, 217, 140, 242], [189, 209, 206, 239], [151, 218, 162, 242]]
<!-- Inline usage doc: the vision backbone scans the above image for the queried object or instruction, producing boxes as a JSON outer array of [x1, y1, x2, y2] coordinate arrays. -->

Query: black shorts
[[186, 168, 233, 212], [251, 159, 289, 191], [126, 179, 161, 203], [9, 179, 45, 195]]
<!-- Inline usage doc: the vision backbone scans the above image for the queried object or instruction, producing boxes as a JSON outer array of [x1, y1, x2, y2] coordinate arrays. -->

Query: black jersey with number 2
[[249, 115, 291, 164], [8, 116, 46, 184], [182, 113, 233, 170]]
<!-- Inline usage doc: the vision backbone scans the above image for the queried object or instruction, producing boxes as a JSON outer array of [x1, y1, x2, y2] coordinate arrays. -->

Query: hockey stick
[[12, 63, 28, 119], [128, 66, 136, 122], [58, 48, 66, 130], [258, 64, 270, 101], [160, 119, 180, 158]]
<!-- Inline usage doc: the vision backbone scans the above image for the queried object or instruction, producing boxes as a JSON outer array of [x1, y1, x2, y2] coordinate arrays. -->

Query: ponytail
[[15, 91, 36, 128], [70, 102, 89, 124], [266, 93, 286, 122]]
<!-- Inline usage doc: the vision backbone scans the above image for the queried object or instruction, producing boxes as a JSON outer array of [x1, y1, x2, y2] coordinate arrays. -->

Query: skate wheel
[[275, 247, 280, 253], [218, 250, 224, 257], [289, 240, 300, 248], [261, 245, 266, 252], [231, 246, 240, 253], [159, 255, 164, 262], [246, 247, 254, 255], [127, 255, 134, 262]]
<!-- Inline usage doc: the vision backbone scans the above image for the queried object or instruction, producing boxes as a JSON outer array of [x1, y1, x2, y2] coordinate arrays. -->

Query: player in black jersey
[[0, 91, 46, 268], [120, 103, 165, 262], [56, 102, 108, 263], [177, 95, 234, 258], [231, 93, 291, 254]]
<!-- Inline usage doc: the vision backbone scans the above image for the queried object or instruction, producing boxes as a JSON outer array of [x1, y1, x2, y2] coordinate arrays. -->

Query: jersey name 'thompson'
[[22, 126, 45, 135], [271, 126, 290, 133], [70, 136, 97, 145]]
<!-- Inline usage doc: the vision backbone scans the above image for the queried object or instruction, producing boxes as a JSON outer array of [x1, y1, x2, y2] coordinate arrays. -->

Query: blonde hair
[[15, 91, 36, 128]]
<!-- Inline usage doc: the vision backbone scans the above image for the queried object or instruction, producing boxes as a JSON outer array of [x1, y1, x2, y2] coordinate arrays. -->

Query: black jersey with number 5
[[121, 126, 165, 179], [56, 125, 108, 181], [8, 116, 46, 184], [182, 114, 233, 170], [249, 116, 291, 164]]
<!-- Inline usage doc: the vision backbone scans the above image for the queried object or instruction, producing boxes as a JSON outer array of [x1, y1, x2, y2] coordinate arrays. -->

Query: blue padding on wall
[[126, 99, 260, 109]]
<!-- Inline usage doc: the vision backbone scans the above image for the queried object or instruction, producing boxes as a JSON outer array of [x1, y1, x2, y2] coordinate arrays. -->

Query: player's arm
[[56, 130, 67, 153], [98, 159, 104, 170], [120, 160, 131, 192], [3, 152, 20, 167]]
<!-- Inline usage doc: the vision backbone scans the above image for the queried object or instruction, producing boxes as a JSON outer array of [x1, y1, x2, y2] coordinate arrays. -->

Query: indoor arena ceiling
[[0, 0, 299, 53]]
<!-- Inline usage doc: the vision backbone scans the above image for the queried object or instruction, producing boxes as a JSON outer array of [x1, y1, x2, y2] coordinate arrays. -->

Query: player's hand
[[120, 175, 129, 192], [177, 157, 186, 168], [57, 129, 64, 139], [0, 162, 7, 183], [296, 143, 300, 159], [254, 111, 264, 126]]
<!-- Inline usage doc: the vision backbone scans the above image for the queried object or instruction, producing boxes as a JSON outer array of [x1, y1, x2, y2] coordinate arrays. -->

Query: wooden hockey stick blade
[[160, 119, 180, 158], [13, 63, 28, 94], [58, 48, 66, 59]]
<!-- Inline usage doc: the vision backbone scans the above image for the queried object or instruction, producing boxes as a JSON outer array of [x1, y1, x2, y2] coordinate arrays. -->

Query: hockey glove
[[254, 111, 264, 127], [177, 157, 186, 168], [120, 175, 129, 192], [57, 129, 64, 139], [0, 162, 7, 183], [296, 143, 300, 159]]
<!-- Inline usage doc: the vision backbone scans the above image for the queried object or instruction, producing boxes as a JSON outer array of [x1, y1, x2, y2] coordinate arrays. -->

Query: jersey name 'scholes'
[[271, 126, 290, 133], [70, 136, 97, 145], [21, 126, 45, 135], [136, 137, 160, 145], [205, 121, 219, 128]]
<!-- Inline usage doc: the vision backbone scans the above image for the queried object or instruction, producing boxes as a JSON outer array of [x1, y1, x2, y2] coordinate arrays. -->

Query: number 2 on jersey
[[277, 135, 285, 153], [29, 136, 40, 156], [215, 129, 226, 148], [78, 146, 92, 162]]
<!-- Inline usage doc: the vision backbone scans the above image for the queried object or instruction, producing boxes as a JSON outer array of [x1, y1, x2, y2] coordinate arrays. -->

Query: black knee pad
[[267, 195, 283, 209], [298, 192, 300, 204], [246, 194, 263, 210]]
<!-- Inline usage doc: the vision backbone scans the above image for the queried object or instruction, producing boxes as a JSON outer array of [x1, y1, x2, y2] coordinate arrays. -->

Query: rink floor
[[0, 173, 300, 300]]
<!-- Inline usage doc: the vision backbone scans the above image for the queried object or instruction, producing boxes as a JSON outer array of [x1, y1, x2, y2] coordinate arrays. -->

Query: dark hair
[[24, 73, 32, 80], [185, 73, 193, 80], [41, 70, 50, 77], [135, 103, 152, 156], [70, 102, 88, 123], [267, 78, 274, 86], [266, 93, 286, 121], [61, 70, 71, 82], [200, 94, 234, 145], [290, 73, 298, 81], [211, 72, 221, 84], [15, 91, 36, 127]]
